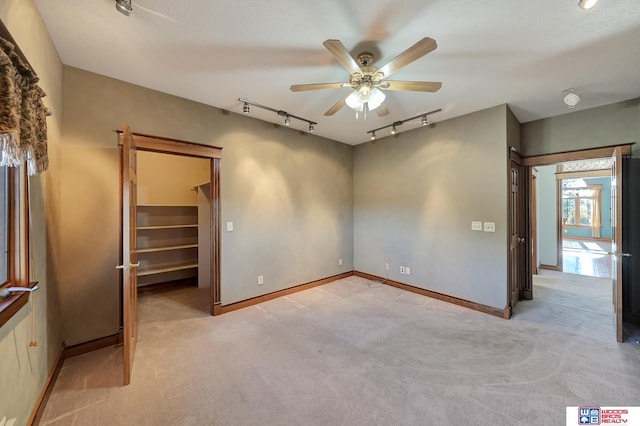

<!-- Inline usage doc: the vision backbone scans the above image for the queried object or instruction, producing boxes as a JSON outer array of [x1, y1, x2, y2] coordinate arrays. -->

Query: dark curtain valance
[[0, 29, 48, 176]]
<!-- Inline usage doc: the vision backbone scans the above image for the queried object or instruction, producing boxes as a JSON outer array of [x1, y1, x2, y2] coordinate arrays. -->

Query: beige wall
[[60, 66, 354, 344], [353, 105, 510, 309], [0, 1, 63, 424], [137, 151, 209, 206]]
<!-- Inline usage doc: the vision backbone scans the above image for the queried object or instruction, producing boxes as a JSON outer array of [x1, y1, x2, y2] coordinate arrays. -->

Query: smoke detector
[[562, 88, 581, 108]]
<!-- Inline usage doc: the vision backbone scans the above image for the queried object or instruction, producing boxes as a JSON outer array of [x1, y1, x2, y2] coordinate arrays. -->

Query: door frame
[[515, 143, 632, 342], [118, 130, 223, 315]]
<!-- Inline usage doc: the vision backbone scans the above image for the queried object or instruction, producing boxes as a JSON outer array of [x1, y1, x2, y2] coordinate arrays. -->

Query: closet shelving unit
[[135, 204, 199, 286]]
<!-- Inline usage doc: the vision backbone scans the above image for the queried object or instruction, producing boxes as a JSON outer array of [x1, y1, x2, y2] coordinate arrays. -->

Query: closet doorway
[[119, 128, 221, 384], [136, 150, 210, 317]]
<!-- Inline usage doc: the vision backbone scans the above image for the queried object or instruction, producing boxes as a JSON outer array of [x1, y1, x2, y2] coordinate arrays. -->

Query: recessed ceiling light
[[578, 0, 598, 10], [115, 0, 132, 16]]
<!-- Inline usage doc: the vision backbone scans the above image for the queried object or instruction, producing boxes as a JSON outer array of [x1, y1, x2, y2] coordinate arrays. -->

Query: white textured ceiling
[[35, 0, 640, 145]]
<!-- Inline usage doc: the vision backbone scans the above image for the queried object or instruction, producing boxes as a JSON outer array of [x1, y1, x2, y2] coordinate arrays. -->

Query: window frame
[[561, 184, 601, 228], [0, 165, 30, 327]]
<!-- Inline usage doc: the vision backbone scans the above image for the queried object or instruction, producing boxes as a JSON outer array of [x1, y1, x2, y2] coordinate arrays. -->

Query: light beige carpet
[[39, 273, 640, 425]]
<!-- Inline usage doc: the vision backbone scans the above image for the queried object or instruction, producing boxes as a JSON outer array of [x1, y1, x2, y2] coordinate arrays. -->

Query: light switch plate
[[471, 221, 483, 231], [226, 221, 233, 232], [483, 222, 496, 233]]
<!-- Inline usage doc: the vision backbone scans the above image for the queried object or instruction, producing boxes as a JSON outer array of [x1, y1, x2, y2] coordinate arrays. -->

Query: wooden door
[[611, 148, 624, 342], [509, 159, 522, 309], [210, 158, 221, 314], [531, 170, 538, 275], [121, 125, 139, 384]]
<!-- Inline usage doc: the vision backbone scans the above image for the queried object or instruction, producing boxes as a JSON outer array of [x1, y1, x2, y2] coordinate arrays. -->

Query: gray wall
[[536, 165, 558, 267], [522, 98, 640, 157], [0, 1, 63, 424], [353, 105, 510, 310], [60, 66, 353, 344]]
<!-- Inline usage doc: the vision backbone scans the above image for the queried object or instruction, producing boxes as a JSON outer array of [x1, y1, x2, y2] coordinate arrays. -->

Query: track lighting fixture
[[578, 0, 598, 9], [562, 88, 581, 108], [115, 0, 132, 16], [238, 98, 317, 133], [366, 108, 442, 140]]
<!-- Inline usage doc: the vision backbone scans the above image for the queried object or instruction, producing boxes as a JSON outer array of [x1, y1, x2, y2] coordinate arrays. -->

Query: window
[[0, 167, 9, 285], [561, 184, 601, 227], [0, 165, 29, 327]]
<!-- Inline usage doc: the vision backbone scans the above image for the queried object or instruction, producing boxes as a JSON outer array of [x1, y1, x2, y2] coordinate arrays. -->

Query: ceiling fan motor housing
[[357, 52, 374, 67]]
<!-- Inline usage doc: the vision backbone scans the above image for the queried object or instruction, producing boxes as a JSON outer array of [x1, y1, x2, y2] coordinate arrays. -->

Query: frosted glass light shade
[[345, 87, 386, 112]]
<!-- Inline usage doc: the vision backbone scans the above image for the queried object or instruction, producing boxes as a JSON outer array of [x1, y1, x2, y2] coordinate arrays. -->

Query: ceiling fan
[[290, 38, 442, 118]]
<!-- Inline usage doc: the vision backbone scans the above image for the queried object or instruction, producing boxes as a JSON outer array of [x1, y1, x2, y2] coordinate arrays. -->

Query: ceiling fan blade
[[323, 39, 362, 76], [381, 81, 442, 92], [324, 92, 351, 116], [290, 82, 349, 92], [376, 104, 390, 117], [377, 37, 437, 78]]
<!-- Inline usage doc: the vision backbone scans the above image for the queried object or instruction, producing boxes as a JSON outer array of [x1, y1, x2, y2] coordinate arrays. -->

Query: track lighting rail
[[367, 108, 441, 140], [239, 98, 317, 133]]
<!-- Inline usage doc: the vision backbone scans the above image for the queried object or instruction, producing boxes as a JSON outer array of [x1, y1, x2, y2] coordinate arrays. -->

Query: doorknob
[[115, 264, 124, 269], [607, 252, 632, 257]]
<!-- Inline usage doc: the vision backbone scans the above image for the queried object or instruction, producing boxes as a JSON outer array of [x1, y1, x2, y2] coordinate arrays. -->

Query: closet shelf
[[137, 224, 198, 230], [135, 244, 198, 254], [137, 263, 198, 277]]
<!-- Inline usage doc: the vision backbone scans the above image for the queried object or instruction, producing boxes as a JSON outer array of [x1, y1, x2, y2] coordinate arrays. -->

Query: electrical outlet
[[405, 267, 411, 275], [483, 222, 496, 233], [257, 275, 264, 285], [471, 221, 483, 231], [385, 262, 389, 271], [400, 266, 405, 274], [338, 258, 343, 266]]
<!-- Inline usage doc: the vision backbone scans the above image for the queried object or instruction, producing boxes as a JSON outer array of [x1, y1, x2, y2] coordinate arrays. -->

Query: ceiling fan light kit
[[291, 38, 442, 118], [238, 98, 317, 133]]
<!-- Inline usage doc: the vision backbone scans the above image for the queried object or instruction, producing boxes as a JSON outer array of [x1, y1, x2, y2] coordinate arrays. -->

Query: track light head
[[421, 115, 428, 126], [284, 115, 291, 126], [243, 102, 250, 113], [115, 0, 132, 16], [370, 131, 376, 141], [308, 124, 315, 133], [390, 126, 397, 135]]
